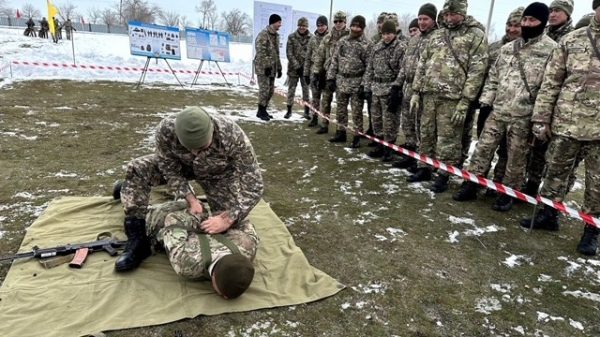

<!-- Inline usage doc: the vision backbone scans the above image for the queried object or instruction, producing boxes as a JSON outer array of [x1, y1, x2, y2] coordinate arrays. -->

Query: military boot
[[430, 173, 450, 193], [329, 130, 347, 143], [284, 105, 292, 119], [256, 104, 270, 121], [522, 180, 540, 196], [367, 144, 385, 158], [519, 206, 560, 231], [316, 125, 329, 134], [381, 144, 395, 162], [577, 225, 600, 256], [115, 217, 152, 272], [348, 135, 361, 148], [303, 106, 311, 119], [407, 167, 432, 183], [492, 194, 513, 212], [392, 144, 417, 170], [453, 181, 479, 201], [112, 180, 123, 200], [308, 114, 319, 127]]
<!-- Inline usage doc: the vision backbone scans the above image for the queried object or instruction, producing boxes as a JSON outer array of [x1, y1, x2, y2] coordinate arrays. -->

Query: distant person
[[254, 14, 283, 121], [64, 19, 76, 40], [51, 17, 61, 43], [39, 17, 49, 38], [408, 19, 420, 38], [303, 15, 329, 127], [545, 0, 574, 42], [285, 17, 311, 119], [24, 17, 36, 37]]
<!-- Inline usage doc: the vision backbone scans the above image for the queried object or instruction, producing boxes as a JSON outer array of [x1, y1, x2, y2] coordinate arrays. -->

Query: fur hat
[[297, 17, 308, 27], [350, 15, 366, 29], [443, 0, 468, 16], [418, 3, 438, 21], [175, 107, 214, 150], [381, 20, 397, 34], [269, 14, 282, 25], [506, 7, 524, 24], [549, 0, 574, 17], [213, 254, 255, 299], [316, 15, 328, 26]]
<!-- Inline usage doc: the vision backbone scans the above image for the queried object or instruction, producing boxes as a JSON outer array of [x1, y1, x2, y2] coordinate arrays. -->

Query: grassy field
[[0, 80, 599, 337]]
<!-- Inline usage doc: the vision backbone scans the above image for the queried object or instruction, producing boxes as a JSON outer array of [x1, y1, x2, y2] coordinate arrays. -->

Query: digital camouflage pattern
[[417, 96, 463, 168], [286, 29, 311, 106], [304, 29, 328, 112], [255, 25, 281, 107], [546, 18, 574, 42], [145, 200, 259, 279], [121, 112, 264, 224]]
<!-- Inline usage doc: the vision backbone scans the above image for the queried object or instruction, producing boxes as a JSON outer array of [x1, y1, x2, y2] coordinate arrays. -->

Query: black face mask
[[521, 23, 545, 41]]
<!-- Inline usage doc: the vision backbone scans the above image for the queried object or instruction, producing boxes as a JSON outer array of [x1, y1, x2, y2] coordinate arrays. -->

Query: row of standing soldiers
[[254, 0, 600, 256], [24, 17, 76, 41]]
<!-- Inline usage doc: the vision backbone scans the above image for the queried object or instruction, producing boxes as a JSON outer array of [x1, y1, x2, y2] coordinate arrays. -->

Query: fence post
[[88, 23, 91, 32]]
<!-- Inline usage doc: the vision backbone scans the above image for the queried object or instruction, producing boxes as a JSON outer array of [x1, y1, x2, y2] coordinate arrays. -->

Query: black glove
[[326, 79, 336, 92], [264, 67, 272, 77], [387, 84, 402, 113], [277, 70, 282, 78], [357, 85, 365, 100]]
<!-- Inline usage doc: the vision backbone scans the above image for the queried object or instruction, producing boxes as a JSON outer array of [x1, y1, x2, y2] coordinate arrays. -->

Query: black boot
[[115, 217, 152, 272], [256, 104, 270, 121], [303, 106, 311, 119], [112, 180, 123, 200], [392, 145, 416, 169], [577, 225, 599, 256], [382, 145, 394, 162], [329, 130, 347, 142], [308, 114, 319, 127], [368, 144, 385, 158], [407, 167, 432, 183], [430, 173, 450, 193], [492, 194, 513, 212], [348, 135, 360, 148], [519, 206, 560, 231], [284, 105, 292, 119], [367, 140, 379, 147], [522, 180, 540, 196], [453, 181, 479, 201]]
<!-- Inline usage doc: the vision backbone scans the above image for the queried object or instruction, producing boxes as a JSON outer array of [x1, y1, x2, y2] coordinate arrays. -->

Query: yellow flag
[[47, 0, 58, 35]]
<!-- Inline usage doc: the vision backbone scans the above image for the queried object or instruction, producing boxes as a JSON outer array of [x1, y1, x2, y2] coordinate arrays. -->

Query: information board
[[128, 21, 181, 60], [185, 28, 231, 62], [253, 1, 293, 58], [292, 10, 322, 34]]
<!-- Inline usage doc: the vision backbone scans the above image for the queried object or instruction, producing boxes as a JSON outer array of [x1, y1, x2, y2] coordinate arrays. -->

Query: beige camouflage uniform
[[286, 25, 311, 107], [120, 112, 264, 226], [254, 25, 282, 108], [304, 27, 328, 114]]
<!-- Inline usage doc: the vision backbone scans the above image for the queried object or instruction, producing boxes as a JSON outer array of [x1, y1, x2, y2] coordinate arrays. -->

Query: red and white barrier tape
[[11, 60, 240, 76]]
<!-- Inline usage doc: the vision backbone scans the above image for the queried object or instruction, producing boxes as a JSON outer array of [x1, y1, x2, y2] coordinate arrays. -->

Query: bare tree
[[397, 13, 413, 37], [86, 8, 102, 24], [159, 10, 179, 27], [101, 8, 118, 27], [0, 0, 12, 17], [57, 2, 77, 20], [220, 9, 251, 36], [196, 0, 216, 29], [22, 3, 41, 18], [179, 15, 189, 30], [121, 0, 162, 23]]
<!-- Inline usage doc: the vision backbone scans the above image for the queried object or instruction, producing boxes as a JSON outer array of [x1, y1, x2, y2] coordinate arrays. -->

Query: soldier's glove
[[264, 67, 272, 77], [276, 69, 282, 78], [326, 79, 336, 92], [451, 99, 470, 127], [532, 122, 552, 142], [388, 84, 402, 113], [409, 94, 420, 114], [479, 103, 493, 115]]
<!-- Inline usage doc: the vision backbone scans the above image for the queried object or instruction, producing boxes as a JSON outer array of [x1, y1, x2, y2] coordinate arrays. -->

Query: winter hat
[[522, 2, 549, 27], [409, 18, 419, 29], [350, 15, 366, 29], [443, 0, 468, 17], [333, 11, 347, 21], [506, 6, 525, 24], [549, 0, 574, 17], [418, 3, 438, 21], [575, 13, 594, 29], [175, 107, 214, 150], [297, 17, 309, 27], [213, 254, 255, 299], [594, 0, 600, 10], [316, 15, 328, 26], [381, 20, 397, 34], [377, 12, 388, 24], [269, 13, 282, 25]]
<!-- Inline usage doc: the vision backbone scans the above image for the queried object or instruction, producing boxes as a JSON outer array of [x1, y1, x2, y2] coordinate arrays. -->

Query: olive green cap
[[175, 106, 214, 150]]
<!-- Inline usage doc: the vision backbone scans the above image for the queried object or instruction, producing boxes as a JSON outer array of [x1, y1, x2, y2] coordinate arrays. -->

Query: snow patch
[[475, 297, 502, 314]]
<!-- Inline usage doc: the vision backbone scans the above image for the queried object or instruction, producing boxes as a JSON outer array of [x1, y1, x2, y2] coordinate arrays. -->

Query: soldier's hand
[[186, 197, 204, 215], [326, 79, 336, 92], [264, 67, 272, 77], [532, 122, 552, 142], [277, 69, 282, 78], [451, 109, 466, 126], [409, 94, 420, 114], [200, 215, 232, 234]]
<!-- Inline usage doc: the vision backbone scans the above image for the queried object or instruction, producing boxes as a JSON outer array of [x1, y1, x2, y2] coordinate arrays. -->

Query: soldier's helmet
[[333, 11, 347, 22]]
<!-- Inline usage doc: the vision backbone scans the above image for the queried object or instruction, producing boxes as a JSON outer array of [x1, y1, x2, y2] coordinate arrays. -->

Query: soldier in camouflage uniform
[[407, 0, 488, 193], [326, 15, 372, 148], [453, 3, 556, 213], [254, 14, 283, 121], [521, 1, 600, 256], [371, 12, 388, 44], [145, 200, 258, 298], [408, 19, 420, 38], [312, 11, 350, 135], [576, 13, 596, 29], [364, 19, 406, 161], [391, 3, 438, 171], [115, 107, 264, 272], [304, 16, 329, 127], [285, 17, 311, 119]]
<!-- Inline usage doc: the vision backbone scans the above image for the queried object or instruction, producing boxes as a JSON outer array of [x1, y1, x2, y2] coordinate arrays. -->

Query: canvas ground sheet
[[0, 196, 344, 337]]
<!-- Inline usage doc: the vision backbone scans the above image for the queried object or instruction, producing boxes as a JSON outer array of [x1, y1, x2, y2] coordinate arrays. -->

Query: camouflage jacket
[[545, 18, 574, 42], [371, 32, 382, 44], [364, 37, 406, 96], [254, 25, 282, 77], [412, 16, 488, 101], [394, 26, 437, 87], [480, 34, 557, 120], [303, 29, 328, 77], [312, 27, 350, 75], [155, 112, 264, 223], [286, 30, 311, 76], [488, 35, 513, 67], [532, 17, 600, 140], [327, 33, 373, 94]]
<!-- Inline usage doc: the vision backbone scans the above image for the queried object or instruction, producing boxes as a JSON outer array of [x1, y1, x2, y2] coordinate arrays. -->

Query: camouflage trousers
[[309, 81, 323, 116], [468, 115, 530, 189], [417, 95, 463, 168], [257, 75, 275, 107], [319, 88, 334, 127], [335, 92, 364, 132], [372, 94, 400, 142], [476, 106, 508, 182], [540, 136, 600, 216], [401, 85, 420, 148], [146, 201, 259, 280], [286, 76, 310, 106]]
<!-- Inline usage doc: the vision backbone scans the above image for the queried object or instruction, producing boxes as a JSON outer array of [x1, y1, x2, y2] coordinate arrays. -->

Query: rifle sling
[[587, 27, 600, 62], [443, 31, 468, 76], [513, 41, 535, 104]]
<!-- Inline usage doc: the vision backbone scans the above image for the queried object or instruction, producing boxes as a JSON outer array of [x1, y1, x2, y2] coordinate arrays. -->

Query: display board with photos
[[185, 28, 231, 62], [128, 21, 181, 60]]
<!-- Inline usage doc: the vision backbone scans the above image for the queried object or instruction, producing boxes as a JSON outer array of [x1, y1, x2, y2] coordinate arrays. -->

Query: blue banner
[[128, 21, 181, 60], [185, 28, 231, 63]]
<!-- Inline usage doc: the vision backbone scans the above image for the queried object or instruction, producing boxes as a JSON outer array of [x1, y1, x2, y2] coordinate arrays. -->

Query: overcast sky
[[7, 0, 595, 37]]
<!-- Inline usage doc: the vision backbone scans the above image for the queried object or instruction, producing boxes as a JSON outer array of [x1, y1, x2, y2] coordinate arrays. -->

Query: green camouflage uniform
[[312, 27, 350, 127], [469, 34, 557, 189], [412, 15, 488, 169], [364, 37, 405, 141], [254, 25, 282, 108], [304, 29, 328, 112], [286, 29, 311, 106], [532, 17, 600, 217], [120, 112, 264, 224], [546, 18, 574, 43], [327, 33, 372, 132]]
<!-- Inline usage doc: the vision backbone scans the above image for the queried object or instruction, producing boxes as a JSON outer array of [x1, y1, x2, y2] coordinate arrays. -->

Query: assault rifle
[[0, 233, 127, 268]]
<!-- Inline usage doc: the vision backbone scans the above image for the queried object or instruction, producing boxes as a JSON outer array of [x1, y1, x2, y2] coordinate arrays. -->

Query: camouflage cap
[[333, 11, 346, 21], [381, 20, 397, 34], [506, 6, 524, 24], [213, 254, 255, 299], [297, 17, 309, 27], [549, 0, 574, 17], [175, 107, 214, 150], [575, 12, 595, 29], [443, 0, 468, 16], [377, 12, 388, 24]]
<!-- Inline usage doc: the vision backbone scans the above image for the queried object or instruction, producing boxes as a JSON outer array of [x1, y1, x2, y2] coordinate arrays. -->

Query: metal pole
[[329, 0, 333, 25], [485, 0, 496, 38], [71, 31, 76, 65]]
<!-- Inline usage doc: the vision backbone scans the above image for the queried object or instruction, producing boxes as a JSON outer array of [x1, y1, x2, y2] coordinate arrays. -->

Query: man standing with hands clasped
[[254, 14, 283, 121]]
